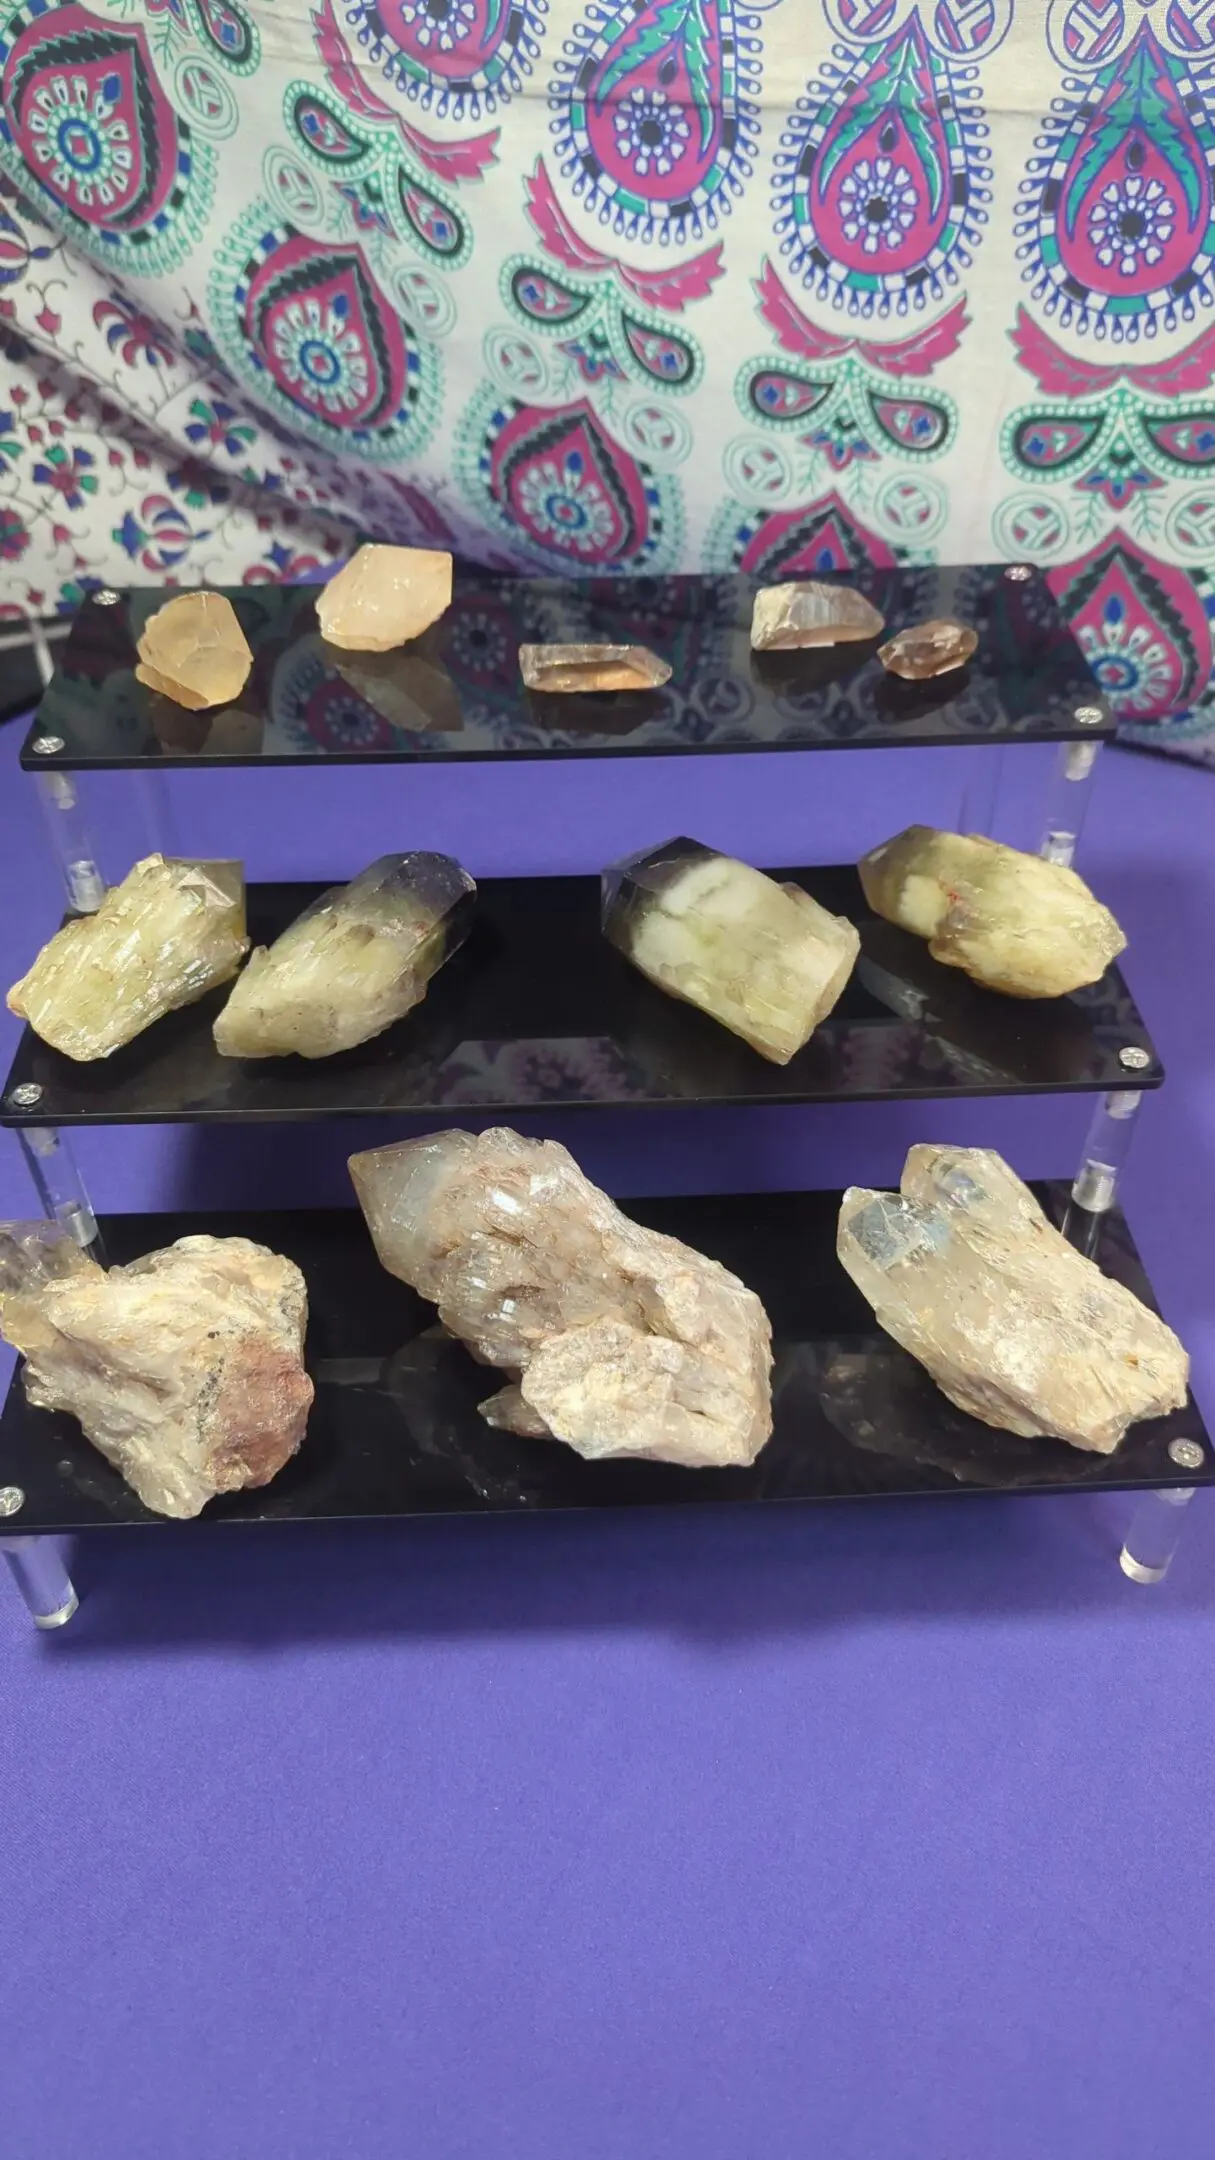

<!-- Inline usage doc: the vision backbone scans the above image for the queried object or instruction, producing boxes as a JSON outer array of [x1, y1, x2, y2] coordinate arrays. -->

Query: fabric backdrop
[[0, 0, 1212, 763]]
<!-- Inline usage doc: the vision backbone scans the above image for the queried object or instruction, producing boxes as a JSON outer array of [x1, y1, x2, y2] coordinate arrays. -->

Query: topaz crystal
[[316, 543, 453, 651], [750, 581, 884, 651], [213, 852, 476, 1060], [135, 591, 253, 711], [602, 838, 859, 1065], [838, 1145, 1188, 1453], [878, 619, 978, 680], [7, 854, 249, 1061], [0, 1223, 313, 1516], [349, 1127, 773, 1470], [519, 643, 672, 692], [858, 826, 1126, 998]]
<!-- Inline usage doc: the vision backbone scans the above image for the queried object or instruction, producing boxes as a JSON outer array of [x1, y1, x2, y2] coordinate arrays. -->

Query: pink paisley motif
[[735, 495, 897, 579], [311, 0, 499, 177], [811, 26, 952, 278], [488, 399, 653, 565], [524, 159, 724, 309], [754, 259, 969, 376], [2, 5, 183, 231], [244, 234, 408, 434], [1048, 532, 1210, 719], [1058, 37, 1209, 300], [1011, 304, 1215, 397]]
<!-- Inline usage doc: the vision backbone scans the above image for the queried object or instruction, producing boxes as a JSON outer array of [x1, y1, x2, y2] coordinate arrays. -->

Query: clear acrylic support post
[[26, 611, 107, 913], [0, 1537, 78, 1628], [1120, 1489, 1195, 1585], [17, 1124, 104, 1261], [957, 745, 1007, 838], [1062, 1089, 1143, 1257], [1039, 734, 1104, 867]]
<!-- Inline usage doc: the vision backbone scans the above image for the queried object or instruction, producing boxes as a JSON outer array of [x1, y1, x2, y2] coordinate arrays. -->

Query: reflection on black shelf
[[0, 869, 1161, 1127], [21, 565, 1112, 768], [0, 1189, 1204, 1534]]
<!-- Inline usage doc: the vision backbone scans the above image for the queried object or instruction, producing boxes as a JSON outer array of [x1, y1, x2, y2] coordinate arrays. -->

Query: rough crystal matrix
[[603, 838, 859, 1065], [750, 580, 884, 651], [878, 619, 978, 680], [349, 1127, 773, 1470], [0, 1223, 314, 1516], [213, 852, 476, 1060], [317, 543, 453, 651], [858, 826, 1126, 999], [838, 1145, 1188, 1452], [7, 854, 249, 1061], [135, 592, 253, 711], [519, 643, 672, 693]]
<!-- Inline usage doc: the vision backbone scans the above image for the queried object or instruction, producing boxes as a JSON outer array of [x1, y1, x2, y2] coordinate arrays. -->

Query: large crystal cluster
[[838, 1146, 1188, 1452], [858, 826, 1126, 998], [603, 838, 859, 1064], [0, 1223, 313, 1516], [213, 853, 475, 1060], [135, 592, 253, 711], [7, 855, 249, 1061], [317, 543, 453, 651], [349, 1127, 773, 1469]]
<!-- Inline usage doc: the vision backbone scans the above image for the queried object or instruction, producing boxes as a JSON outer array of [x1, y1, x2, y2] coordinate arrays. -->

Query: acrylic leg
[[34, 768, 106, 912], [1039, 736, 1104, 867], [135, 770, 181, 861], [957, 745, 1007, 838], [18, 1126, 104, 1260], [1120, 1488, 1195, 1585], [1068, 1087, 1142, 1211], [0, 1538, 79, 1628]]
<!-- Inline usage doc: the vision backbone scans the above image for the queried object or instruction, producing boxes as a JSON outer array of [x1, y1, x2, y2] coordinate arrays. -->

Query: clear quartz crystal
[[750, 580, 885, 651], [858, 825, 1126, 998], [518, 643, 672, 692], [0, 1223, 313, 1517], [213, 852, 476, 1060], [349, 1127, 773, 1470], [837, 1145, 1189, 1453], [316, 544, 453, 652], [7, 854, 249, 1061], [602, 837, 860, 1064], [135, 592, 253, 711]]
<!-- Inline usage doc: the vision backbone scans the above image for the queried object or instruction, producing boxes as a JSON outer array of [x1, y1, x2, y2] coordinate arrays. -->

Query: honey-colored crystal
[[878, 618, 978, 680], [603, 838, 859, 1065], [7, 854, 248, 1061], [858, 825, 1126, 999], [838, 1146, 1188, 1453], [316, 543, 453, 652], [213, 853, 475, 1060], [135, 592, 253, 711], [350, 1127, 773, 1470], [0, 1222, 313, 1517], [750, 580, 884, 651], [519, 643, 672, 693]]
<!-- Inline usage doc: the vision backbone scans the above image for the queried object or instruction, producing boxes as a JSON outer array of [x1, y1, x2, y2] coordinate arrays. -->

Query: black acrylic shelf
[[0, 1188, 1205, 1533], [21, 565, 1112, 769], [0, 869, 1162, 1127]]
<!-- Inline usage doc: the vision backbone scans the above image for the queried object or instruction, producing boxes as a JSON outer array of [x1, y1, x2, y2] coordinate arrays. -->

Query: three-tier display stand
[[1, 562, 1209, 1631]]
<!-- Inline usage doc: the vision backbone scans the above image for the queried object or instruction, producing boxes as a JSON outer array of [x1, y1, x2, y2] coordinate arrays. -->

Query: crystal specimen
[[838, 1145, 1188, 1453], [7, 854, 249, 1061], [603, 838, 860, 1065], [0, 1224, 314, 1516], [316, 543, 453, 652], [750, 580, 884, 651], [878, 619, 978, 680], [349, 1127, 772, 1469], [135, 592, 253, 711], [518, 643, 672, 693], [858, 826, 1125, 999], [213, 852, 475, 1060]]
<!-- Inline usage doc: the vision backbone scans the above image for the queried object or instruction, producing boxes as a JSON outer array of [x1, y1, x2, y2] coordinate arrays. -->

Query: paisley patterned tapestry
[[0, 0, 1213, 760]]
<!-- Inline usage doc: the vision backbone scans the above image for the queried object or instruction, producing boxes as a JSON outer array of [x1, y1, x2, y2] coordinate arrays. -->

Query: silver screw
[[7, 1083, 42, 1108], [1004, 564, 1033, 582], [0, 1487, 24, 1517], [93, 589, 120, 606], [1119, 1046, 1152, 1072], [1074, 705, 1105, 726], [32, 734, 64, 756], [1169, 1438, 1205, 1471]]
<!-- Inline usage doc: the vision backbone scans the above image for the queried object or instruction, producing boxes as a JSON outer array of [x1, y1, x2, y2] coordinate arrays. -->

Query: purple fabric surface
[[1, 727, 1214, 2159]]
